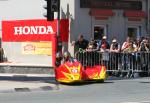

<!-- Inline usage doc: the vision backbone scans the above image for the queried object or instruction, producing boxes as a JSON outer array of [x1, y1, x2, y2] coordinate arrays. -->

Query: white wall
[[60, 0, 92, 56], [60, 0, 75, 54], [0, 0, 52, 66], [0, 0, 45, 30]]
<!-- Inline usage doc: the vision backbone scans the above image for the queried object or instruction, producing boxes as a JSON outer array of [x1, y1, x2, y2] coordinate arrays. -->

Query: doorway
[[94, 26, 106, 40], [127, 27, 140, 38]]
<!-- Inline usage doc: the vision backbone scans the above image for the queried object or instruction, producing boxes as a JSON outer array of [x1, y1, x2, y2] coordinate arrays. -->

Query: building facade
[[0, 0, 150, 66], [61, 0, 150, 54]]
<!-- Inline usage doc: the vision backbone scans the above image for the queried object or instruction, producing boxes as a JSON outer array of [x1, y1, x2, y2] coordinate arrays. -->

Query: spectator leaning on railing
[[98, 36, 110, 52], [72, 34, 89, 53], [110, 38, 120, 53], [138, 38, 149, 52], [123, 42, 137, 53], [86, 38, 98, 52], [109, 38, 121, 73], [121, 37, 131, 52], [134, 37, 142, 51]]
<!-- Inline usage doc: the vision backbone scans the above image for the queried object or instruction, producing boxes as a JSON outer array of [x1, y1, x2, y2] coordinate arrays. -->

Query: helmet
[[56, 52, 62, 59], [63, 51, 71, 58]]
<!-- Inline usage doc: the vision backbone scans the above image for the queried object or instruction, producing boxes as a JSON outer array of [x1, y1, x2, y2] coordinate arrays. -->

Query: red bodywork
[[55, 61, 107, 83]]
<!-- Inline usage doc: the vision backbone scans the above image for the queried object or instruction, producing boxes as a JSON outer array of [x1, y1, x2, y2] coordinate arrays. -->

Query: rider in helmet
[[55, 52, 62, 67], [63, 51, 71, 62], [62, 51, 76, 63]]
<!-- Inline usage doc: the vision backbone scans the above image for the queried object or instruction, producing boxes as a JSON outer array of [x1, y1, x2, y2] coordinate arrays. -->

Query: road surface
[[0, 78, 150, 103]]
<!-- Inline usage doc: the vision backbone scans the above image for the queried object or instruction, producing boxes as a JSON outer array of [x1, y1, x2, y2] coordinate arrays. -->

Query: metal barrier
[[76, 51, 150, 77]]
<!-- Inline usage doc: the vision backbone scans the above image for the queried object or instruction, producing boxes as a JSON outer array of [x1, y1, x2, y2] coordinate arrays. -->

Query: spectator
[[110, 38, 120, 53], [148, 37, 150, 50], [122, 41, 136, 78], [121, 37, 131, 52], [97, 36, 110, 68], [134, 37, 142, 51], [85, 39, 98, 66], [72, 34, 89, 52], [98, 36, 110, 52], [138, 38, 149, 52], [136, 38, 149, 77], [109, 38, 121, 73], [123, 42, 136, 53], [86, 38, 97, 52]]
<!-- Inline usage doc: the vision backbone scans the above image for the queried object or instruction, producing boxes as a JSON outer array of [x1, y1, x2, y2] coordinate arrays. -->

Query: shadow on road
[[58, 81, 114, 86], [140, 82, 150, 84]]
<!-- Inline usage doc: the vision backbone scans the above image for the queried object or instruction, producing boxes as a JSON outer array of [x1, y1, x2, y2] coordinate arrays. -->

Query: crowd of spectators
[[73, 34, 150, 53], [73, 34, 150, 77]]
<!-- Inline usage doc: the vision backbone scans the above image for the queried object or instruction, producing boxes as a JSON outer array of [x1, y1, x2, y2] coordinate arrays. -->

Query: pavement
[[0, 72, 146, 93], [0, 73, 59, 93], [0, 73, 118, 93]]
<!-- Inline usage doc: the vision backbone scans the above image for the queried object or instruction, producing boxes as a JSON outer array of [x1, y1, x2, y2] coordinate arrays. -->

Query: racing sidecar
[[55, 60, 107, 83]]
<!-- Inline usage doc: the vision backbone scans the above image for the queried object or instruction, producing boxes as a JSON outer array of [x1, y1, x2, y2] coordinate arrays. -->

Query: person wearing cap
[[98, 35, 110, 52], [97, 36, 110, 69], [102, 35, 107, 39], [109, 38, 121, 74], [110, 38, 120, 53]]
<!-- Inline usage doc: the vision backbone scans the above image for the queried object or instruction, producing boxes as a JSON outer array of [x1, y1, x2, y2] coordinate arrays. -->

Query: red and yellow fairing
[[55, 61, 83, 83], [83, 65, 107, 81]]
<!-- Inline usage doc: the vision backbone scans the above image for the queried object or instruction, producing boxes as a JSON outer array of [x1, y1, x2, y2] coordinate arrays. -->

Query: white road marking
[[121, 101, 150, 103], [121, 102, 140, 103]]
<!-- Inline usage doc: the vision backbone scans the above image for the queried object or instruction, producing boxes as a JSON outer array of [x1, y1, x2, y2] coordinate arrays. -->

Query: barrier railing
[[76, 51, 150, 77]]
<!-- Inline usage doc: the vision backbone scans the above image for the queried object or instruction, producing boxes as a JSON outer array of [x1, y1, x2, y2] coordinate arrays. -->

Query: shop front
[[67, 0, 148, 45]]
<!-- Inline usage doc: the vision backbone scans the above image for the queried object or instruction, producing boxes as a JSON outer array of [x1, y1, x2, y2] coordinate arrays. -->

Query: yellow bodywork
[[57, 64, 82, 83], [56, 63, 107, 83], [89, 66, 107, 80]]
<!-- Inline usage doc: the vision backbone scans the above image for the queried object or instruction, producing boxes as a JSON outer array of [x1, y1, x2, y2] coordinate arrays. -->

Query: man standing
[[73, 34, 89, 52]]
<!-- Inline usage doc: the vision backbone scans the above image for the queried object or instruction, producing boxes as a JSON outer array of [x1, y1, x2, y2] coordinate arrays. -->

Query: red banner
[[2, 19, 69, 42], [60, 19, 69, 42]]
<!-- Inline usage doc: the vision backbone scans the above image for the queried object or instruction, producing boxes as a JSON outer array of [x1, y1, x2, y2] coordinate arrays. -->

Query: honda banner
[[2, 19, 69, 42]]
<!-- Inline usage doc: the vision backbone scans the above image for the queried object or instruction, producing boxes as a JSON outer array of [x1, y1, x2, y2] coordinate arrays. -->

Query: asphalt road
[[0, 78, 150, 103]]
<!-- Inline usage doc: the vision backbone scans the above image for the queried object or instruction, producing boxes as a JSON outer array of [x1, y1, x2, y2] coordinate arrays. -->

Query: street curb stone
[[0, 85, 59, 93], [0, 66, 54, 74]]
